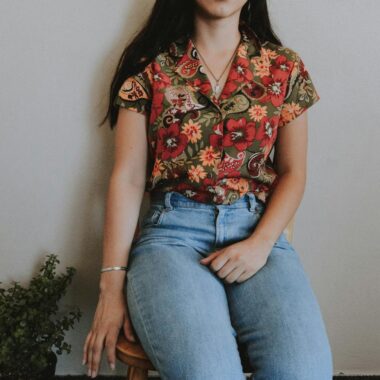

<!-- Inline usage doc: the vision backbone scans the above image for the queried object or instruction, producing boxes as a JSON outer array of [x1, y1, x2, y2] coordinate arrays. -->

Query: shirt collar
[[167, 24, 263, 107], [168, 23, 262, 61]]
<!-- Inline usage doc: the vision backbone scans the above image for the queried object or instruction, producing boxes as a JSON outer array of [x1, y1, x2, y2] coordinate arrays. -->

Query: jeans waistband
[[150, 190, 262, 213]]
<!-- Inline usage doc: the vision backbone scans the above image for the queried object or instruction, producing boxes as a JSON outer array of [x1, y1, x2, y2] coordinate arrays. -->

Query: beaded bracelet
[[100, 265, 128, 273]]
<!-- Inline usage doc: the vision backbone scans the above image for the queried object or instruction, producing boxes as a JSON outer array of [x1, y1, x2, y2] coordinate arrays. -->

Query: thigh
[[225, 240, 333, 380], [125, 239, 246, 380]]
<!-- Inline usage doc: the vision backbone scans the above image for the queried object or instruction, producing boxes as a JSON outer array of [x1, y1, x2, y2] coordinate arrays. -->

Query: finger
[[209, 252, 230, 272], [123, 315, 137, 342], [105, 326, 119, 371], [199, 250, 220, 264], [82, 331, 92, 365], [90, 333, 105, 378], [224, 265, 245, 284], [236, 270, 251, 283], [87, 332, 96, 377], [216, 259, 239, 280]]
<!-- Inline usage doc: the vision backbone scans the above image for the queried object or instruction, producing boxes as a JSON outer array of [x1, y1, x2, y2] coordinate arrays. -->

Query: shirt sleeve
[[113, 64, 152, 116], [278, 52, 320, 128]]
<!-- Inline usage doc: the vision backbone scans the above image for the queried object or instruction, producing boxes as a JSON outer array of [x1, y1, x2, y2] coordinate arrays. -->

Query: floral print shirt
[[113, 25, 320, 205]]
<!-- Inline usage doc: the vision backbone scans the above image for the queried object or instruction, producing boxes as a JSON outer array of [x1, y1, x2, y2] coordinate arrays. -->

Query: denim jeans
[[124, 190, 333, 380]]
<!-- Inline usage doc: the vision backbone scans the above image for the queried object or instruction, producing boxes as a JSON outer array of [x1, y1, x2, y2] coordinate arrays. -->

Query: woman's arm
[[99, 107, 149, 295], [247, 110, 309, 246]]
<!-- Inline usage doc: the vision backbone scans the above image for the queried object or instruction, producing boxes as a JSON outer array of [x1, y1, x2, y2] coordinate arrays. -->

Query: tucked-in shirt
[[113, 25, 320, 205]]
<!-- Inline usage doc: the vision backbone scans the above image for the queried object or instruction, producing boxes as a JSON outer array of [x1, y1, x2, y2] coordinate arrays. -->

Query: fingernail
[[110, 362, 115, 370], [91, 369, 96, 378], [130, 335, 136, 342], [82, 359, 86, 365], [87, 368, 91, 377]]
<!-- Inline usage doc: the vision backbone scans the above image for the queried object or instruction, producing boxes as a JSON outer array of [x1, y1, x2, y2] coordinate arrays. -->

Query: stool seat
[[116, 333, 156, 370]]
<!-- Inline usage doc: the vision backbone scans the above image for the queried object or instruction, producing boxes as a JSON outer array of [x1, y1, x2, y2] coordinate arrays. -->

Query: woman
[[83, 0, 333, 379]]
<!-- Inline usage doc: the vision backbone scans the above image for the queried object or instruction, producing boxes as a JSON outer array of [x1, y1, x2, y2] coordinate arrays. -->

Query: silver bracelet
[[100, 265, 128, 273]]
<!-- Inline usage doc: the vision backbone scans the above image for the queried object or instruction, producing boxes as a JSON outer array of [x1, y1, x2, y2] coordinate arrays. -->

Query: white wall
[[0, 0, 379, 376]]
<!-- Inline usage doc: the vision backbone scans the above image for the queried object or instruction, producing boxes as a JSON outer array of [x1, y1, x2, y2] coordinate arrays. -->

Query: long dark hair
[[99, 0, 282, 129]]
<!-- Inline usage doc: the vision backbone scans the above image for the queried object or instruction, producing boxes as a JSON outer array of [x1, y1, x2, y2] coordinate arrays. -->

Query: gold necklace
[[193, 37, 241, 98]]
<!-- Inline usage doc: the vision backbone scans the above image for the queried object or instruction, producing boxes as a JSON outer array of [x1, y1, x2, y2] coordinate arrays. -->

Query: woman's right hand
[[82, 290, 137, 378]]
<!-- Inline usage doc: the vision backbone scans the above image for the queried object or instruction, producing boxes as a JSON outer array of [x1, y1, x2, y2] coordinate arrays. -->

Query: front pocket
[[249, 200, 266, 217], [140, 205, 166, 227]]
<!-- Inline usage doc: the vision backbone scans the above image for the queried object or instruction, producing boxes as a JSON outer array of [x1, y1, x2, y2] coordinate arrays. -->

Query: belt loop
[[247, 192, 256, 212], [164, 191, 174, 211]]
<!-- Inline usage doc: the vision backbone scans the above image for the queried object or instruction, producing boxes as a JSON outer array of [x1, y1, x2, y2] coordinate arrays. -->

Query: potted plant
[[0, 253, 82, 380]]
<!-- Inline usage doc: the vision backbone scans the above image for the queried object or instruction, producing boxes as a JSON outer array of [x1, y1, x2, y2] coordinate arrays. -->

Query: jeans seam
[[128, 277, 163, 374]]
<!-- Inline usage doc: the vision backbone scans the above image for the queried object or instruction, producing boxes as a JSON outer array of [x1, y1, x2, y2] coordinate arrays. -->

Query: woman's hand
[[199, 236, 274, 283], [82, 290, 137, 378]]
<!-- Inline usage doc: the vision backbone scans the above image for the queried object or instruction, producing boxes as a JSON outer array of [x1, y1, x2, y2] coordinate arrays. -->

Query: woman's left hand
[[199, 236, 274, 283]]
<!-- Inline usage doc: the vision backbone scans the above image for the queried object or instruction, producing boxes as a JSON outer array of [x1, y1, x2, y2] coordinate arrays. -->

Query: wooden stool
[[116, 206, 295, 379]]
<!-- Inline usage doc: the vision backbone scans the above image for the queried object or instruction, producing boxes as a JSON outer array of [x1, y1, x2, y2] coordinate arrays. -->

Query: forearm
[[247, 171, 306, 248], [99, 173, 145, 295]]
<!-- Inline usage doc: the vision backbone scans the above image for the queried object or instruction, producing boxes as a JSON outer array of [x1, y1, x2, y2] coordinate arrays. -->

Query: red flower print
[[219, 57, 253, 99], [209, 122, 223, 148], [157, 124, 188, 160], [256, 116, 279, 149], [230, 57, 254, 83], [191, 77, 213, 96], [261, 72, 287, 107], [270, 55, 292, 79], [152, 61, 171, 90], [150, 91, 165, 124], [223, 117, 256, 151]]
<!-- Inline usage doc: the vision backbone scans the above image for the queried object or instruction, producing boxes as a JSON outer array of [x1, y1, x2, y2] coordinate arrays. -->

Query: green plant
[[0, 253, 82, 380]]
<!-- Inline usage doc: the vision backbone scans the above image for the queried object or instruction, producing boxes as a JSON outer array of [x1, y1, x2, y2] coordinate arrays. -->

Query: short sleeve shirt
[[113, 25, 321, 205]]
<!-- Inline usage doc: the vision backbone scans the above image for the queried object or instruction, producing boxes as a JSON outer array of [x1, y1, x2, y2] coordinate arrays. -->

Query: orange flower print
[[279, 102, 303, 127], [188, 165, 207, 183], [252, 56, 271, 78], [182, 119, 202, 143], [248, 104, 268, 122], [261, 47, 279, 61], [226, 178, 250, 194], [152, 159, 165, 177], [199, 146, 221, 167]]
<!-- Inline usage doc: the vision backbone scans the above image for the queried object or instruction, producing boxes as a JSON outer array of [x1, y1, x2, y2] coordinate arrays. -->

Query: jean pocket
[[140, 205, 167, 228], [249, 200, 266, 218]]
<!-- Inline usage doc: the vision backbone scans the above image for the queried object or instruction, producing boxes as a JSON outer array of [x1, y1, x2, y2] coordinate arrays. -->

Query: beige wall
[[0, 0, 379, 376]]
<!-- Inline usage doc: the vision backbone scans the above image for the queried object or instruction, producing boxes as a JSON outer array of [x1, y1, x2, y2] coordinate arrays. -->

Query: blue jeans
[[124, 191, 333, 379]]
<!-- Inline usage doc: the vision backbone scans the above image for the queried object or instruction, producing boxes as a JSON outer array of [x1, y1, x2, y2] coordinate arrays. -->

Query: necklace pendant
[[214, 82, 221, 96]]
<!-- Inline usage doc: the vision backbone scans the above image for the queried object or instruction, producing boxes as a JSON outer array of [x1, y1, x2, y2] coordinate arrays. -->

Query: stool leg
[[126, 364, 148, 380]]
